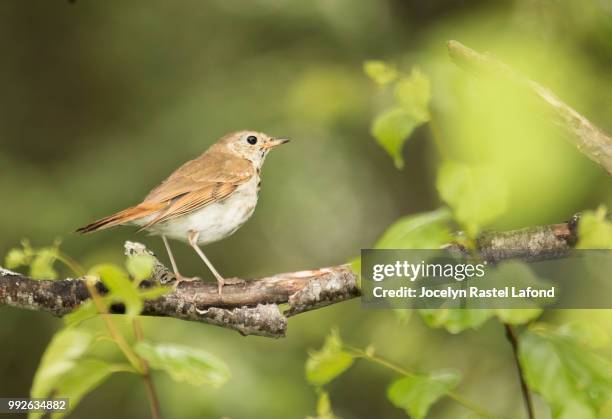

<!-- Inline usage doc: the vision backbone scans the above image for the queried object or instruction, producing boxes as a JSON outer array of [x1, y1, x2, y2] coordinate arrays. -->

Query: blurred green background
[[1, 1, 612, 418]]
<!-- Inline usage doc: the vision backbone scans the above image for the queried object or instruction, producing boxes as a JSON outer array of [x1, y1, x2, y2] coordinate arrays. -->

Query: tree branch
[[477, 214, 579, 263], [0, 214, 584, 338], [448, 40, 612, 176], [0, 242, 359, 338]]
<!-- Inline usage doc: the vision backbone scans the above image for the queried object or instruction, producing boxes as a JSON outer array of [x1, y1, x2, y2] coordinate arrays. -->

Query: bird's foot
[[214, 277, 245, 297], [172, 274, 201, 290]]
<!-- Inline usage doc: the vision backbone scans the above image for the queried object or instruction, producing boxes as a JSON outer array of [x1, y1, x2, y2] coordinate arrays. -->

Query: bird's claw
[[172, 275, 201, 290], [216, 277, 246, 296]]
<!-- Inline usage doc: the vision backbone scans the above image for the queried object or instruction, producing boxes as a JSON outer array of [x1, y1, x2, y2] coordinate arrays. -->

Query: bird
[[77, 130, 289, 294]]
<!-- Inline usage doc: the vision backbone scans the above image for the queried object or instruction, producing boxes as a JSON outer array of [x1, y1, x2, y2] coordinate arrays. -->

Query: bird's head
[[216, 130, 289, 167]]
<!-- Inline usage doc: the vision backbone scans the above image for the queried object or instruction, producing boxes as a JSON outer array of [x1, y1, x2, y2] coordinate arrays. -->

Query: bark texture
[[0, 216, 584, 337], [0, 242, 359, 338]]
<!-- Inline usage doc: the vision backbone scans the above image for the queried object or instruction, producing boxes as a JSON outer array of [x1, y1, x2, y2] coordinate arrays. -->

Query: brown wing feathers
[[75, 203, 165, 234], [137, 182, 237, 230]]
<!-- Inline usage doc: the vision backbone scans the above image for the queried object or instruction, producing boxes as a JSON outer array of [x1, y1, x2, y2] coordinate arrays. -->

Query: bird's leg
[[161, 235, 199, 288], [187, 231, 227, 295], [162, 235, 180, 276]]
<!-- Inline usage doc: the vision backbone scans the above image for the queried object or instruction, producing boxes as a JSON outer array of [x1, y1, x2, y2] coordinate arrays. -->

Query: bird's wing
[[138, 182, 239, 229], [138, 152, 254, 228], [143, 152, 254, 204]]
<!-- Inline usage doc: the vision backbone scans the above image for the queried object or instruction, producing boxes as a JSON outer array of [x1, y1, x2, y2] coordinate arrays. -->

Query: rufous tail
[[76, 204, 163, 234]]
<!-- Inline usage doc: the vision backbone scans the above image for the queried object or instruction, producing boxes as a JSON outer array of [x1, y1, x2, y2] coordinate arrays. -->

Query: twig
[[477, 214, 579, 263], [347, 346, 506, 419], [503, 324, 535, 419], [84, 278, 142, 372], [428, 115, 449, 161], [133, 319, 162, 419], [447, 40, 612, 176]]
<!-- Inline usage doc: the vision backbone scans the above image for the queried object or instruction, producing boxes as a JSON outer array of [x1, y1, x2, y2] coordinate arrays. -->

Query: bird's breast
[[145, 175, 260, 244]]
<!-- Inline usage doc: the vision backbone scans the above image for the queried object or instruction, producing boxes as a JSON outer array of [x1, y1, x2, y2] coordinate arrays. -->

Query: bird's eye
[[246, 135, 258, 145]]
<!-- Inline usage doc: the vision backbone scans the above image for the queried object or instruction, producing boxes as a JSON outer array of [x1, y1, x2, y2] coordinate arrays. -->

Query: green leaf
[[577, 206, 612, 249], [375, 208, 453, 249], [368, 67, 431, 169], [126, 254, 155, 282], [419, 309, 493, 334], [63, 287, 169, 327], [4, 248, 28, 269], [418, 262, 546, 332], [387, 371, 461, 419], [3, 240, 66, 279], [436, 161, 508, 237], [6, 240, 35, 271], [34, 360, 114, 419], [351, 208, 451, 288], [555, 400, 597, 419], [490, 262, 547, 324], [363, 60, 398, 85], [306, 330, 355, 386], [371, 107, 421, 169], [134, 341, 230, 388], [63, 300, 103, 327], [394, 68, 431, 122], [557, 322, 609, 349], [30, 248, 59, 280], [519, 324, 612, 418], [495, 308, 542, 325], [138, 286, 173, 301], [31, 328, 93, 399], [29, 328, 115, 419], [89, 264, 142, 317]]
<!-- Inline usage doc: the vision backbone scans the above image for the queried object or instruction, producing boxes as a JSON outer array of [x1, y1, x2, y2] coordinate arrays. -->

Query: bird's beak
[[262, 137, 290, 150]]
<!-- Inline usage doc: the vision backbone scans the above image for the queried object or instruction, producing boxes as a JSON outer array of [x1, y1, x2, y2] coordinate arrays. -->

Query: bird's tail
[[76, 203, 163, 234]]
